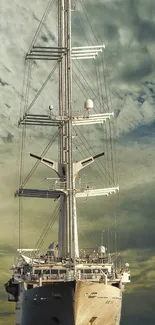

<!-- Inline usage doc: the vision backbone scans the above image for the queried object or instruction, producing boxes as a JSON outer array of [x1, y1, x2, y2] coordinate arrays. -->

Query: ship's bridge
[[20, 261, 116, 285]]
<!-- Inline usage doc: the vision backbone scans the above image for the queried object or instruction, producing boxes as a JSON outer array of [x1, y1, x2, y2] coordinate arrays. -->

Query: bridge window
[[34, 269, 41, 275], [101, 268, 108, 273], [92, 269, 100, 273], [43, 269, 50, 274], [51, 269, 58, 274], [59, 269, 66, 274], [81, 269, 92, 274]]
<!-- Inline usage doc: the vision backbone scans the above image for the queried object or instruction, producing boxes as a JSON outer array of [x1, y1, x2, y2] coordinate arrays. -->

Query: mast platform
[[15, 185, 119, 199], [15, 188, 65, 199], [19, 113, 114, 127]]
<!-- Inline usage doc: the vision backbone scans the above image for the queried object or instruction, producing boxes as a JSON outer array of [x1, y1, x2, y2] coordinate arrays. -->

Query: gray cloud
[[1, 0, 155, 139], [1, 1, 155, 324], [72, 0, 155, 136]]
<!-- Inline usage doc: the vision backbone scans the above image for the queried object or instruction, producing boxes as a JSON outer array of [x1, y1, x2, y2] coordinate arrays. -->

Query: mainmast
[[58, 0, 74, 258], [17, 0, 119, 262]]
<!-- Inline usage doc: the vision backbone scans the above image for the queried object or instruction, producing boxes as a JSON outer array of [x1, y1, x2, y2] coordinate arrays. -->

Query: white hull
[[75, 281, 122, 325], [16, 280, 122, 325]]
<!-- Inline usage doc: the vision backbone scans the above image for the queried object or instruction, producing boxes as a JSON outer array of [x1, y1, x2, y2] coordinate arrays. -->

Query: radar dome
[[98, 246, 106, 254], [84, 99, 94, 111], [49, 104, 53, 111]]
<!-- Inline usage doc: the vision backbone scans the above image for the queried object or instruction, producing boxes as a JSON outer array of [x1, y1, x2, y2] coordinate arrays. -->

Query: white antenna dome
[[84, 99, 94, 111], [49, 104, 53, 111], [98, 246, 106, 254]]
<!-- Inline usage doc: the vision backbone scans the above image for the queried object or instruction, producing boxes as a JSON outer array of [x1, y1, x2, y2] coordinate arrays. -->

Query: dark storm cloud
[[0, 0, 155, 238], [79, 180, 155, 250], [71, 0, 155, 137], [121, 120, 155, 144], [126, 0, 155, 43], [102, 23, 118, 40], [119, 55, 154, 82], [1, 0, 155, 138], [135, 20, 155, 43], [86, 0, 155, 83], [0, 77, 9, 87]]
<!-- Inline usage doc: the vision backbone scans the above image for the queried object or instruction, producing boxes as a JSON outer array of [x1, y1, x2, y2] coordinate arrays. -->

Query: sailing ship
[[5, 0, 130, 324]]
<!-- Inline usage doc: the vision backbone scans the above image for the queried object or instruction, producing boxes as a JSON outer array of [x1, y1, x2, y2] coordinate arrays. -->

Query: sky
[[1, 0, 155, 324]]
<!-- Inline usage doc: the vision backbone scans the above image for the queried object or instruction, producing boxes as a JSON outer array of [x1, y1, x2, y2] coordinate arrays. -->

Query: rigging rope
[[21, 129, 59, 187], [73, 1, 120, 258], [73, 59, 111, 112], [73, 134, 107, 188], [78, 0, 117, 187], [94, 58, 110, 187], [33, 199, 65, 255], [101, 56, 116, 184], [76, 205, 97, 248], [79, 0, 100, 45], [73, 61, 104, 112], [103, 53, 118, 185], [24, 60, 32, 114], [73, 10, 90, 45], [73, 71, 103, 115], [28, 0, 56, 52], [17, 0, 119, 256], [72, 61, 114, 186], [97, 57, 110, 187], [35, 202, 59, 251], [19, 60, 32, 185], [74, 125, 114, 185], [23, 132, 58, 186], [19, 61, 27, 119], [94, 58, 102, 112], [25, 62, 59, 114], [18, 60, 33, 249]]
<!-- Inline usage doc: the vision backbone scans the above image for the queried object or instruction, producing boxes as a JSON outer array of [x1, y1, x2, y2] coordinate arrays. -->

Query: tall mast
[[58, 0, 65, 257], [17, 0, 75, 260], [58, 0, 73, 258], [66, 0, 73, 258], [17, 0, 119, 262]]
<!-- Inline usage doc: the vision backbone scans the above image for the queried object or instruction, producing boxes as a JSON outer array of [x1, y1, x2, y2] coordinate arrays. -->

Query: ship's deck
[[13, 258, 123, 288]]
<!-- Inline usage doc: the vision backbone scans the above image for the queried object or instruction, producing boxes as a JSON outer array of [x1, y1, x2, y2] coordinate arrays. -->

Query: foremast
[[16, 0, 119, 262]]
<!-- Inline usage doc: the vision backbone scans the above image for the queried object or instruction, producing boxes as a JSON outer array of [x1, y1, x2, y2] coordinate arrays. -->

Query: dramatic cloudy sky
[[1, 0, 155, 324]]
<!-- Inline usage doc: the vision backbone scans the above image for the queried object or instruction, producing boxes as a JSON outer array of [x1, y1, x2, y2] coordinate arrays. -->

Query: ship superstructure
[[5, 1, 130, 324]]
